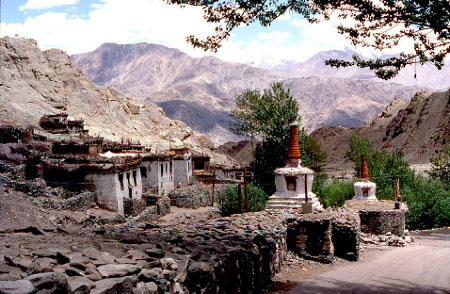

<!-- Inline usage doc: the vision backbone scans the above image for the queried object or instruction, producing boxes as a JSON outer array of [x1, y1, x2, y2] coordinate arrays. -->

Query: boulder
[[0, 280, 35, 294], [91, 277, 133, 294], [97, 264, 140, 278], [24, 272, 70, 293]]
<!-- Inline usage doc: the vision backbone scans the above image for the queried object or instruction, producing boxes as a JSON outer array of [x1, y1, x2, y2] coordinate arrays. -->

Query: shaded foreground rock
[[0, 209, 289, 293]]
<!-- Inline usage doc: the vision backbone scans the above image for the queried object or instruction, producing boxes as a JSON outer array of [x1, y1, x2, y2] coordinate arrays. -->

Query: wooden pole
[[304, 174, 308, 203], [211, 169, 216, 206], [238, 184, 242, 214], [244, 169, 249, 212]]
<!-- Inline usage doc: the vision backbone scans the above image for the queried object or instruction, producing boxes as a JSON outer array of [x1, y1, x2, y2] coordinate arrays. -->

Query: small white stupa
[[353, 156, 377, 201], [266, 122, 322, 210]]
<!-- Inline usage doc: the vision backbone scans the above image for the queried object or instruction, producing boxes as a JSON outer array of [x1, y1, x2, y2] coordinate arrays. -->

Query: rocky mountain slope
[[0, 37, 215, 154], [311, 89, 450, 168], [71, 43, 424, 144], [267, 48, 450, 91]]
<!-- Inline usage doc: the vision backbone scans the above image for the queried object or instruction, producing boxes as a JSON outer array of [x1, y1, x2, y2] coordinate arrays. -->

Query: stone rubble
[[0, 209, 290, 293], [166, 183, 221, 209]]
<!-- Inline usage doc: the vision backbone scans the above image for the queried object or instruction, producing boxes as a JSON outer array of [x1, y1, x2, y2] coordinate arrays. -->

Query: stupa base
[[266, 194, 323, 210]]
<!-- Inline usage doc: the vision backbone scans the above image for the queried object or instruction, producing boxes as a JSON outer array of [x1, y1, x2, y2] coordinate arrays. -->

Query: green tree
[[229, 82, 298, 138], [403, 177, 450, 230], [346, 134, 415, 199], [430, 143, 450, 190], [305, 137, 328, 172], [229, 83, 300, 194], [167, 0, 450, 79]]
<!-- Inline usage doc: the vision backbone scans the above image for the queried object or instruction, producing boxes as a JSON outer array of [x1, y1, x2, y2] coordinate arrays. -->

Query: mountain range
[[71, 43, 449, 145], [0, 37, 221, 157]]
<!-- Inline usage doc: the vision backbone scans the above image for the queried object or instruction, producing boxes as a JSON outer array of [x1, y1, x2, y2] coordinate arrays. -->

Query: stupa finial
[[287, 125, 301, 165], [361, 155, 369, 179]]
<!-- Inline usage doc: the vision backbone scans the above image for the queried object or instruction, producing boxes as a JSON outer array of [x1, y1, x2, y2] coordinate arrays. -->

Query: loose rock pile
[[167, 183, 219, 209], [0, 209, 289, 293]]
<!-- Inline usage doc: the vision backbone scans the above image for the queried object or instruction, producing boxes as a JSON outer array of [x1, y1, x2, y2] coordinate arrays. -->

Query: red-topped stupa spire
[[361, 156, 369, 179], [287, 125, 301, 162]]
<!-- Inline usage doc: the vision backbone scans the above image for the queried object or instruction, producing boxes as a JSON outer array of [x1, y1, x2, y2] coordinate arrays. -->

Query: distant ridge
[[311, 89, 450, 167], [71, 42, 428, 144]]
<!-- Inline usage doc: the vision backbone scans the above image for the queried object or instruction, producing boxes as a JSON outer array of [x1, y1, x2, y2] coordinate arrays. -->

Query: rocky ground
[[0, 182, 418, 294]]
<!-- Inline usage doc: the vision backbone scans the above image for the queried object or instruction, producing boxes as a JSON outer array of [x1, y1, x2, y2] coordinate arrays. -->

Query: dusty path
[[289, 229, 450, 294]]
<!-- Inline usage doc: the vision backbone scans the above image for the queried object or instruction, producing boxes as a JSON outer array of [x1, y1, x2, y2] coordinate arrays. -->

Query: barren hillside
[[71, 42, 424, 144], [0, 37, 219, 156], [311, 89, 450, 169]]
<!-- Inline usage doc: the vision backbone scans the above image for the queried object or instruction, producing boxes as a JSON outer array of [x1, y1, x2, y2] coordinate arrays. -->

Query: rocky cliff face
[[70, 43, 424, 144], [0, 37, 215, 153], [311, 89, 450, 166]]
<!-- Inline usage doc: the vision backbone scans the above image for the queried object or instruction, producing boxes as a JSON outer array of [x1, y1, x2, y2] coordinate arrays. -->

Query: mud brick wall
[[359, 210, 405, 236], [287, 217, 334, 263]]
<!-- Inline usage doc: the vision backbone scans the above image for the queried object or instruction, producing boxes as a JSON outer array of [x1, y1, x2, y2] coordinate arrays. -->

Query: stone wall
[[332, 209, 360, 261], [359, 210, 405, 236], [167, 183, 214, 208], [287, 216, 334, 263], [286, 208, 361, 262], [123, 198, 147, 216], [0, 210, 288, 294]]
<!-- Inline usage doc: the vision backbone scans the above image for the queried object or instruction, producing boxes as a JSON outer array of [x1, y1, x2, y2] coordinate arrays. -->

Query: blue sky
[[0, 0, 412, 66]]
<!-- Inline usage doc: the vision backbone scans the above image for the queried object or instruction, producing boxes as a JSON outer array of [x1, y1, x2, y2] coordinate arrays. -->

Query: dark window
[[140, 166, 147, 178], [286, 176, 296, 191], [133, 170, 137, 185], [363, 188, 369, 197], [118, 173, 124, 190], [194, 161, 205, 170], [161, 163, 163, 177], [170, 161, 173, 174]]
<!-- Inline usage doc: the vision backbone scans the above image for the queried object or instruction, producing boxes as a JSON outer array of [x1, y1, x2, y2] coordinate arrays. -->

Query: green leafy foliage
[[430, 143, 450, 190], [167, 0, 450, 79], [346, 134, 449, 230], [403, 177, 450, 230], [319, 180, 354, 208], [229, 82, 298, 139], [230, 83, 327, 195], [305, 137, 328, 172], [217, 184, 269, 216], [346, 134, 415, 200]]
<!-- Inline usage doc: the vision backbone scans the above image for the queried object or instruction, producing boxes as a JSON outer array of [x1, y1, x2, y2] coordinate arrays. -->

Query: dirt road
[[289, 229, 450, 294]]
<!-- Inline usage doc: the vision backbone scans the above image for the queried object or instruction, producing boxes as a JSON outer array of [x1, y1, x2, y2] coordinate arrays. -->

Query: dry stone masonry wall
[[0, 210, 289, 293]]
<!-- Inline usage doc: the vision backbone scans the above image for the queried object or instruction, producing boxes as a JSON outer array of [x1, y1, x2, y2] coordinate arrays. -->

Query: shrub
[[217, 183, 268, 216], [403, 177, 450, 230], [317, 180, 354, 208], [430, 143, 450, 190]]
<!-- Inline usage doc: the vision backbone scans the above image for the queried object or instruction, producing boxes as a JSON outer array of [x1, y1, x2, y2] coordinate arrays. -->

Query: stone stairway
[[266, 196, 322, 210]]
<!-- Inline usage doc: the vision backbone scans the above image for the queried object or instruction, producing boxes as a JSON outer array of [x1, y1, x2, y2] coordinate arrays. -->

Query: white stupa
[[353, 156, 377, 201], [266, 123, 322, 210]]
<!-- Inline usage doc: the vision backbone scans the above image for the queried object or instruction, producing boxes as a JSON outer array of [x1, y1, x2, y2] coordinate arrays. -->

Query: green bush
[[217, 184, 269, 216], [316, 180, 354, 208], [403, 177, 450, 230], [430, 143, 450, 190]]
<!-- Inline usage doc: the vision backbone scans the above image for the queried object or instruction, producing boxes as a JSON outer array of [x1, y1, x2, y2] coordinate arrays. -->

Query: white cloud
[[19, 0, 80, 11], [258, 31, 292, 43], [5, 0, 216, 56], [4, 0, 423, 67]]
